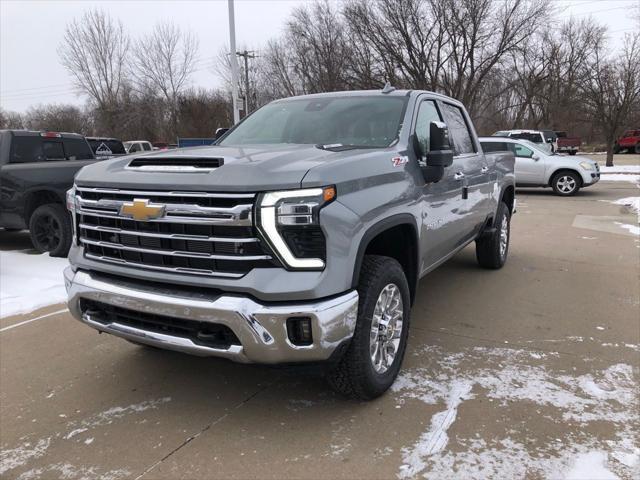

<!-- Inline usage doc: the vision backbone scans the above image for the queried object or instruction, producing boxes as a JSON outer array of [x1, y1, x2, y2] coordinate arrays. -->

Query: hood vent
[[127, 157, 224, 172]]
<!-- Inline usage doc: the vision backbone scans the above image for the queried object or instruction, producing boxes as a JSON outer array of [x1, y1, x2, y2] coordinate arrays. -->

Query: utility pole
[[227, 0, 240, 124], [236, 50, 256, 116]]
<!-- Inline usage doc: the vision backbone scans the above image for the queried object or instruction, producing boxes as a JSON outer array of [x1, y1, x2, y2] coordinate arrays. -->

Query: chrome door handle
[[454, 172, 465, 180], [481, 166, 489, 173]]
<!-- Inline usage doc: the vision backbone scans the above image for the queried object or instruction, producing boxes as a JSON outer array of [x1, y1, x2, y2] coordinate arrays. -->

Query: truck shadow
[[0, 229, 36, 251]]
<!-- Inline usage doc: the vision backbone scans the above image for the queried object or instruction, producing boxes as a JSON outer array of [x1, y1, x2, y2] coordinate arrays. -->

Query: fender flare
[[351, 213, 420, 302]]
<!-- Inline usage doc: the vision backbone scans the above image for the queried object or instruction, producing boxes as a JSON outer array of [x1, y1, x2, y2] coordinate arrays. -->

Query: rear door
[[508, 141, 545, 185]]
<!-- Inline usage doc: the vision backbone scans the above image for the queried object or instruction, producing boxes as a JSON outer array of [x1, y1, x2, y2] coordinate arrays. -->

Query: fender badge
[[391, 156, 409, 167]]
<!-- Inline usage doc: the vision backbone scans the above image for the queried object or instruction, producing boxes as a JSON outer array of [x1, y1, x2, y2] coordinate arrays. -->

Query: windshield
[[219, 96, 408, 148]]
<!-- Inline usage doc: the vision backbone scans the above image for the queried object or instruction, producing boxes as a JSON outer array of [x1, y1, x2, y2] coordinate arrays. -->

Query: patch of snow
[[562, 451, 619, 479], [610, 197, 640, 216], [0, 438, 51, 475], [615, 222, 640, 236], [64, 397, 171, 440], [84, 438, 94, 445], [599, 173, 640, 184], [599, 165, 640, 174], [0, 250, 68, 318], [16, 463, 129, 480], [597, 326, 605, 331], [392, 346, 639, 479], [399, 380, 473, 478]]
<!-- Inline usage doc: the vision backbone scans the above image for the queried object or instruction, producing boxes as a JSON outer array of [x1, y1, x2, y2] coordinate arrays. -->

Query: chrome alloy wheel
[[556, 175, 577, 194], [370, 283, 404, 374], [499, 214, 509, 259]]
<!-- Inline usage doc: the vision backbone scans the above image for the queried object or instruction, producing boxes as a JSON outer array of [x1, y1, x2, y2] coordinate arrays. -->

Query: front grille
[[75, 187, 279, 277], [80, 299, 241, 350]]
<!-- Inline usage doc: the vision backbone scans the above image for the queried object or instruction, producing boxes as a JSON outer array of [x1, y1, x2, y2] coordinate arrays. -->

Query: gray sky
[[1, 0, 638, 112]]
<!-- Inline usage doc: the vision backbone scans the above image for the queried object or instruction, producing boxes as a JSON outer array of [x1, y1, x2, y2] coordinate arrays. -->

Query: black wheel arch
[[24, 189, 64, 222], [351, 214, 419, 305]]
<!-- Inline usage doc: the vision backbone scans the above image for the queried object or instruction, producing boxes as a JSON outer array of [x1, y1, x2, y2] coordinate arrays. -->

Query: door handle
[[454, 172, 465, 181], [481, 166, 489, 173]]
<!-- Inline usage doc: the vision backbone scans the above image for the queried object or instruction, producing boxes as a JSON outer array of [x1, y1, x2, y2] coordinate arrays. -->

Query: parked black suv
[[0, 130, 98, 256]]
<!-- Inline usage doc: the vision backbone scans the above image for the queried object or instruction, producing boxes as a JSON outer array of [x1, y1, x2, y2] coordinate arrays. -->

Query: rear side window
[[481, 141, 508, 152], [414, 100, 442, 155], [63, 138, 93, 160], [10, 137, 45, 163], [441, 103, 475, 155], [142, 142, 152, 151]]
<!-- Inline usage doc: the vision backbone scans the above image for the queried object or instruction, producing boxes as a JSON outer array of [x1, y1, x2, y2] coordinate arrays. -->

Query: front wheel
[[476, 201, 510, 269], [327, 255, 411, 400], [568, 150, 577, 156], [29, 204, 72, 257], [551, 171, 581, 196]]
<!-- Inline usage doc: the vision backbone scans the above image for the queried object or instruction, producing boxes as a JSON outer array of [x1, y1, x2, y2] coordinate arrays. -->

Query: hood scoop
[[127, 156, 224, 172]]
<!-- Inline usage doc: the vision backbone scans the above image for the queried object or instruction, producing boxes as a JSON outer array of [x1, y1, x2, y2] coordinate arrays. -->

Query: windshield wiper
[[315, 143, 375, 152]]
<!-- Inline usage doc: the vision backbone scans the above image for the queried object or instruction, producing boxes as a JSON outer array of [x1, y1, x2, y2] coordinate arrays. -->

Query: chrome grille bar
[[76, 186, 255, 199], [80, 238, 271, 261], [78, 223, 259, 243], [77, 208, 252, 226]]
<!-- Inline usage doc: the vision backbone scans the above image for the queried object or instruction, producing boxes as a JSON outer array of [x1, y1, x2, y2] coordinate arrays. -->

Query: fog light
[[287, 317, 313, 346]]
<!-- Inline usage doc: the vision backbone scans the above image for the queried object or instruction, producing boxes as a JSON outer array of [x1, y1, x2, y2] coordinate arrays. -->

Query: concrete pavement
[[1, 179, 638, 479]]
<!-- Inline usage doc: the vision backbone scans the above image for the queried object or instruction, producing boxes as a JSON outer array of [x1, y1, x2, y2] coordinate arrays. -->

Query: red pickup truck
[[614, 129, 640, 154], [554, 131, 581, 155]]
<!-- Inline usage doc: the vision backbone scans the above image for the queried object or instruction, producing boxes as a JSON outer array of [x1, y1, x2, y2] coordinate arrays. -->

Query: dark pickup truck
[[0, 130, 97, 256]]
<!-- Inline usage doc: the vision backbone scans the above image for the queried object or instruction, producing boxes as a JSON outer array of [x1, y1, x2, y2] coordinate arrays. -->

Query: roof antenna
[[381, 82, 396, 94]]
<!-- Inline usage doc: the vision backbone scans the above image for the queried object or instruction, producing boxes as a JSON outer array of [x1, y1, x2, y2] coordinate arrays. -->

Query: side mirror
[[546, 138, 553, 143], [532, 154, 540, 161], [421, 121, 454, 183], [215, 128, 229, 140]]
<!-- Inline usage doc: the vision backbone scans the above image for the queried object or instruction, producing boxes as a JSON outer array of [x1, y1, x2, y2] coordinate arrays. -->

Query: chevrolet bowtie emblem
[[120, 199, 166, 221]]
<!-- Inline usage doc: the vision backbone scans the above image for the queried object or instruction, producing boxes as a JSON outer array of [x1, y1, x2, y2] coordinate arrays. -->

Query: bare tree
[[58, 9, 129, 131], [23, 104, 89, 134], [0, 109, 24, 129], [579, 33, 640, 165], [132, 22, 198, 138]]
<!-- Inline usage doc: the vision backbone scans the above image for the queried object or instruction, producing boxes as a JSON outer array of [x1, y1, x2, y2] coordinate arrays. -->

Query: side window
[[9, 137, 44, 163], [63, 138, 94, 160], [129, 143, 141, 153], [142, 142, 152, 151], [440, 103, 475, 155], [509, 143, 534, 158], [481, 142, 507, 153], [43, 141, 65, 161], [414, 100, 442, 155]]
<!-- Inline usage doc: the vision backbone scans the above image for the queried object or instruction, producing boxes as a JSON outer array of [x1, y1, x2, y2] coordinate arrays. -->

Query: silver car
[[480, 137, 599, 196]]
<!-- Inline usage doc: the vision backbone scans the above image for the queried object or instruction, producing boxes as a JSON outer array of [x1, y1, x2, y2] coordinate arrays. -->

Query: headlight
[[579, 161, 595, 171], [258, 186, 336, 269], [66, 186, 77, 212]]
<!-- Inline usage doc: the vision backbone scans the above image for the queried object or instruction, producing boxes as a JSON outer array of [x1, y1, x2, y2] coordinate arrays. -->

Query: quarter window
[[440, 103, 475, 155]]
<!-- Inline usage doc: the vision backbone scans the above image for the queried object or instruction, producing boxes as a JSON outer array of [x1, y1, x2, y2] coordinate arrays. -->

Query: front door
[[509, 142, 545, 185]]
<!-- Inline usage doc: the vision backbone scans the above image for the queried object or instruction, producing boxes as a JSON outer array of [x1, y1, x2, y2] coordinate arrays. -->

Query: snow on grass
[[599, 165, 640, 174], [610, 197, 640, 216], [0, 250, 68, 318], [392, 345, 639, 479], [599, 173, 640, 184]]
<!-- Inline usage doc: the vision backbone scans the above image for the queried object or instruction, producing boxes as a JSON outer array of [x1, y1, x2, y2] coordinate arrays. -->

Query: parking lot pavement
[[1, 180, 638, 480]]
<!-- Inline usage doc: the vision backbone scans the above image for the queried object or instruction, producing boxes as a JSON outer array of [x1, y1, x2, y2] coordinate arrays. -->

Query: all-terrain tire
[[551, 171, 581, 196], [326, 255, 411, 400], [476, 201, 511, 269], [28, 203, 72, 257]]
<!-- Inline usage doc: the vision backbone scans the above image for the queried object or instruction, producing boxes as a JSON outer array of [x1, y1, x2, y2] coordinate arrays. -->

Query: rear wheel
[[327, 255, 410, 400], [476, 201, 510, 269], [568, 150, 577, 155], [28, 204, 72, 257], [551, 171, 581, 196]]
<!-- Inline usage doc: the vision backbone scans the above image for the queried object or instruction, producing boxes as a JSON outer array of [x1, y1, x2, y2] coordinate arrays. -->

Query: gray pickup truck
[[64, 89, 515, 399]]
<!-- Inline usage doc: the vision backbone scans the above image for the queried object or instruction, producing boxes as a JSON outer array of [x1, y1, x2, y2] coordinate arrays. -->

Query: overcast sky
[[1, 0, 638, 112]]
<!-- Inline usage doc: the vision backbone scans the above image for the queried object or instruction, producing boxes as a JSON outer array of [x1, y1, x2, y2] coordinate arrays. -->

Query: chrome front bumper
[[64, 267, 358, 364]]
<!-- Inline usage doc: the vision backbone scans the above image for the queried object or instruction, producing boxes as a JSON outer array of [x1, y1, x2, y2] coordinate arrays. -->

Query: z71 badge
[[391, 156, 409, 167]]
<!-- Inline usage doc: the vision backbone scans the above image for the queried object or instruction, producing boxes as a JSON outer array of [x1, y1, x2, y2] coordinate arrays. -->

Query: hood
[[569, 155, 598, 166], [75, 144, 353, 192]]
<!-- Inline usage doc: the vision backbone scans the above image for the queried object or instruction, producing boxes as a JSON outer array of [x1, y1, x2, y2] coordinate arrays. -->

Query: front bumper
[[65, 267, 358, 364]]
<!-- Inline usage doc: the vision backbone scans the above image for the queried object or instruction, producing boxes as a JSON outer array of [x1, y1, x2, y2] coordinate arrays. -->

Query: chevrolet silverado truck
[[64, 89, 515, 399], [0, 130, 97, 256]]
